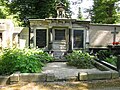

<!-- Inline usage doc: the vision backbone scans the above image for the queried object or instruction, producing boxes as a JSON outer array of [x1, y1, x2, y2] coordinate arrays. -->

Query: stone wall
[[89, 25, 120, 47]]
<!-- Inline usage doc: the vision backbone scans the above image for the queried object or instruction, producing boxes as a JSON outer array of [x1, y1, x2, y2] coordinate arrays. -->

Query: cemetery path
[[41, 62, 100, 80]]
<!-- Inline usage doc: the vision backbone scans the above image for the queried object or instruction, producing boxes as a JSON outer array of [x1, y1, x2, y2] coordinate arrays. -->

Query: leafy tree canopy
[[0, 0, 6, 19], [5, 0, 69, 19], [91, 0, 119, 24], [0, 0, 70, 26]]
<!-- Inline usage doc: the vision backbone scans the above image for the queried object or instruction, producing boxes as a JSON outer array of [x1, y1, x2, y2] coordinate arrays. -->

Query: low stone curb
[[0, 76, 10, 85], [10, 73, 55, 83], [78, 60, 119, 81], [78, 70, 119, 81], [0, 70, 119, 85]]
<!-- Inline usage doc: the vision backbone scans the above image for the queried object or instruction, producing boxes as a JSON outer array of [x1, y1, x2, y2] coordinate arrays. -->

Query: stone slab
[[66, 76, 77, 81], [78, 72, 88, 81], [19, 73, 46, 82], [10, 73, 47, 82], [111, 71, 119, 79], [88, 71, 111, 80], [46, 73, 55, 82], [10, 74, 20, 82]]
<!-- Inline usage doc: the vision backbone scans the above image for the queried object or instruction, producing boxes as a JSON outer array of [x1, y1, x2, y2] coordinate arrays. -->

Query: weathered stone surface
[[66, 76, 77, 81], [42, 62, 114, 81], [46, 73, 55, 82], [19, 73, 46, 82], [111, 71, 119, 79], [0, 76, 10, 85], [10, 73, 47, 82], [92, 60, 110, 71], [78, 72, 88, 81], [88, 71, 111, 80], [10, 74, 20, 82]]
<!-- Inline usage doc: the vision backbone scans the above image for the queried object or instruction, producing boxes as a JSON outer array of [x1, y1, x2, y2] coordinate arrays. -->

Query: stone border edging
[[95, 59, 117, 71], [0, 70, 118, 85], [78, 70, 119, 81], [0, 76, 10, 85], [0, 60, 119, 85], [10, 73, 55, 83], [78, 60, 119, 81]]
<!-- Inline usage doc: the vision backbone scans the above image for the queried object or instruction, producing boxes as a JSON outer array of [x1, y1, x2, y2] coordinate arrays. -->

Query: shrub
[[97, 50, 117, 66], [97, 50, 113, 60], [104, 55, 117, 66], [65, 50, 94, 69], [0, 48, 53, 75]]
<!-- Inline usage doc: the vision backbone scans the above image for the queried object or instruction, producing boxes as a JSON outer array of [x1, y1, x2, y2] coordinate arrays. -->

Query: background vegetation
[[0, 0, 120, 24], [97, 50, 117, 66], [0, 0, 70, 26], [91, 0, 119, 24]]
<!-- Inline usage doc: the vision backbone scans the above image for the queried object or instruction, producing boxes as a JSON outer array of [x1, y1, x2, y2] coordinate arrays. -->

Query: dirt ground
[[1, 79, 120, 90]]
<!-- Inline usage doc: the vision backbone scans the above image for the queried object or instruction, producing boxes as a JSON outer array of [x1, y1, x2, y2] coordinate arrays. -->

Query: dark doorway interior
[[73, 30, 84, 48], [36, 29, 46, 48]]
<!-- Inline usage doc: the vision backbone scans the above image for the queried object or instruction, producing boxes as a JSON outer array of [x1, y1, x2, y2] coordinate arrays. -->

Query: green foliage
[[117, 12, 120, 23], [65, 50, 94, 69], [104, 56, 117, 66], [97, 50, 113, 61], [0, 48, 53, 75], [4, 0, 70, 19], [91, 0, 119, 24], [0, 1, 21, 26], [0, 0, 70, 26], [0, 9, 6, 19], [97, 50, 117, 66]]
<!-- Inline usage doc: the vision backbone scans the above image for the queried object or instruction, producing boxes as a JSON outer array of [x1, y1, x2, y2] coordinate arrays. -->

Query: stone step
[[54, 59, 67, 62], [53, 51, 66, 59]]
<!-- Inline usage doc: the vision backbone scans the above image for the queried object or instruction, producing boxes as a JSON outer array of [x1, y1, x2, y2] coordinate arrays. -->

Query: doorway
[[52, 29, 67, 59], [36, 29, 47, 48], [73, 30, 84, 49]]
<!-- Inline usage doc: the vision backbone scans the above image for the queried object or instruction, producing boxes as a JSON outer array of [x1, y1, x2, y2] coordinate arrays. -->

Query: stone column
[[48, 28, 52, 51], [85, 26, 90, 52], [68, 28, 72, 53], [113, 27, 117, 43]]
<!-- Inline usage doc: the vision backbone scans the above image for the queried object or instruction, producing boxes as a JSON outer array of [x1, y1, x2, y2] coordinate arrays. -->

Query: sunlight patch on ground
[[1, 79, 120, 90]]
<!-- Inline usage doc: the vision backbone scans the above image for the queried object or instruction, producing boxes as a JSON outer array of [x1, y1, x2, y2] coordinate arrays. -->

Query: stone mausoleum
[[29, 2, 120, 59], [0, 2, 120, 59], [29, 2, 90, 59]]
